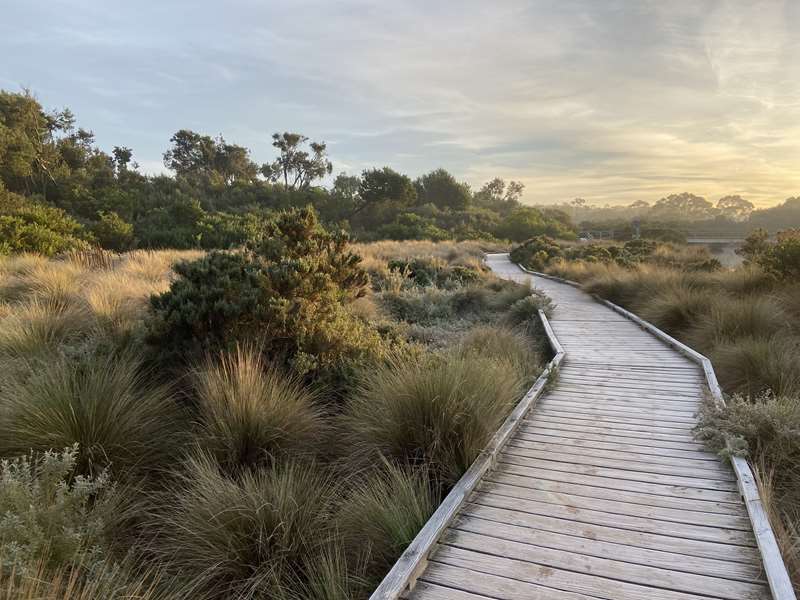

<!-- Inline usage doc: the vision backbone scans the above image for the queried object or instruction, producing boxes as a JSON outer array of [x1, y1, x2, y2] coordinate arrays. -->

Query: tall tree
[[716, 195, 754, 222], [163, 130, 257, 186], [354, 167, 416, 215], [415, 168, 471, 210], [262, 132, 332, 191]]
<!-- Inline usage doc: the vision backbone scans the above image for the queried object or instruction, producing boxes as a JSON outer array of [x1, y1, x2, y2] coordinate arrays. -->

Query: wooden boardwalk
[[401, 254, 775, 600]]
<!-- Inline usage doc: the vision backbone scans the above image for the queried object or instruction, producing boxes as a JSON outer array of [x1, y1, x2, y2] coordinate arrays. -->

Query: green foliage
[[697, 392, 800, 517], [760, 229, 800, 280], [414, 168, 471, 211], [509, 235, 563, 270], [377, 213, 450, 241], [90, 210, 135, 252], [0, 445, 116, 578], [0, 352, 184, 477], [0, 190, 90, 256], [147, 209, 384, 381], [496, 207, 575, 242]]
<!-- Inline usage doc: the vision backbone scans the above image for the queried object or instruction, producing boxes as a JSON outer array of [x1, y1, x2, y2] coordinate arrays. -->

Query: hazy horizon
[[2, 0, 799, 207]]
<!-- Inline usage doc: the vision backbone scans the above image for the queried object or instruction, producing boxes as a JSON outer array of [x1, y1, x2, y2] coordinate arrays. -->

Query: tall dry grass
[[343, 352, 524, 485], [0, 352, 185, 476], [191, 347, 326, 473]]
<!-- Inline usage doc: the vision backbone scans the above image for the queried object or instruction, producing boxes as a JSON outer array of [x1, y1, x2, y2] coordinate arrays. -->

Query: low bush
[[503, 291, 554, 331], [343, 353, 524, 486], [146, 210, 386, 382], [192, 347, 325, 473], [0, 352, 184, 477], [0, 445, 116, 578]]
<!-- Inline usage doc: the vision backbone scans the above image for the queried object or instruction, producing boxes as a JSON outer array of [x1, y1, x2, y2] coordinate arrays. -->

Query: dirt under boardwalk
[[406, 253, 771, 600]]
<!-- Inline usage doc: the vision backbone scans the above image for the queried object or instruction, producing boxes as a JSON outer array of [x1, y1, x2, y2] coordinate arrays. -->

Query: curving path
[[405, 254, 772, 600]]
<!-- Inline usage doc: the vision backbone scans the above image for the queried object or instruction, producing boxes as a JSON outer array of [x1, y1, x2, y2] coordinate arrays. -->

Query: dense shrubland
[[0, 214, 551, 598], [511, 233, 800, 586]]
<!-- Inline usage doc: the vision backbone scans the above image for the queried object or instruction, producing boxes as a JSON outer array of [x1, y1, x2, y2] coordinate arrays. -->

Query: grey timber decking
[[403, 253, 775, 600]]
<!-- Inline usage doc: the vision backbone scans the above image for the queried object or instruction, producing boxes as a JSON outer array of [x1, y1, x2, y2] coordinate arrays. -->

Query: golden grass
[[0, 250, 203, 350]]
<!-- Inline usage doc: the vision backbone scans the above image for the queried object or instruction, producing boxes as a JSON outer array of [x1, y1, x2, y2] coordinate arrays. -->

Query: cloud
[[1, 0, 798, 205]]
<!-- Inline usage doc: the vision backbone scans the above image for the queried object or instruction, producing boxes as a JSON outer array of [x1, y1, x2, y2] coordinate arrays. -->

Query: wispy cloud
[[1, 0, 798, 205]]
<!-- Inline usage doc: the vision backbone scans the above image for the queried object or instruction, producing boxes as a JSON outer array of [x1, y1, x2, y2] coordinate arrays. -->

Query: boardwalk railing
[[516, 263, 796, 600], [369, 308, 565, 600]]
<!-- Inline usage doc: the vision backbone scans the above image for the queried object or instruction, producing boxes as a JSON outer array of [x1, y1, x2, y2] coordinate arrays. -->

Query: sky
[[2, 0, 799, 207]]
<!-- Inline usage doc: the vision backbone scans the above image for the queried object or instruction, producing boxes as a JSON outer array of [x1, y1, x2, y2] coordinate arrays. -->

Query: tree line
[[3, 89, 797, 256], [0, 90, 573, 255]]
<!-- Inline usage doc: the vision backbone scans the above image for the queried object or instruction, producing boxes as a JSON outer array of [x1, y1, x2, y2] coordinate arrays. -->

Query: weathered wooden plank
[[453, 515, 764, 581], [469, 491, 755, 546], [510, 431, 717, 460], [417, 562, 598, 600], [462, 502, 761, 564], [496, 460, 743, 503], [504, 439, 731, 474], [479, 480, 750, 529], [498, 454, 739, 491], [514, 426, 709, 453], [441, 528, 769, 599], [484, 471, 747, 516], [432, 545, 734, 600]]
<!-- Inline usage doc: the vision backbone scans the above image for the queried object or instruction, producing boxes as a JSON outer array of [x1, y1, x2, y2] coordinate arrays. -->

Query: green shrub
[[147, 209, 385, 380], [90, 211, 135, 252], [0, 191, 90, 257], [509, 235, 562, 270], [0, 353, 184, 476], [337, 463, 439, 587], [151, 454, 338, 599], [192, 347, 325, 473], [343, 353, 523, 485], [380, 288, 454, 324], [0, 445, 116, 578], [760, 229, 800, 280], [503, 291, 554, 330]]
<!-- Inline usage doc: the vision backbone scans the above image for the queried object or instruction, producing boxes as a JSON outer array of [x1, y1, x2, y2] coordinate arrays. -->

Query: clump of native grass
[[191, 346, 326, 473], [150, 454, 340, 600], [458, 325, 542, 381], [337, 462, 439, 588], [342, 352, 524, 486], [0, 352, 185, 476]]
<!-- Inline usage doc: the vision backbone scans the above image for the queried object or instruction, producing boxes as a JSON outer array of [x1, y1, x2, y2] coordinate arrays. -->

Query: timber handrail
[[515, 260, 797, 600], [369, 307, 565, 600]]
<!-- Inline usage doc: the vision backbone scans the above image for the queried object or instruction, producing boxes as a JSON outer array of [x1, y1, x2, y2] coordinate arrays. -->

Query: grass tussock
[[343, 352, 524, 485], [150, 454, 338, 600], [337, 463, 439, 588], [0, 352, 184, 476], [192, 347, 325, 473], [458, 325, 541, 381]]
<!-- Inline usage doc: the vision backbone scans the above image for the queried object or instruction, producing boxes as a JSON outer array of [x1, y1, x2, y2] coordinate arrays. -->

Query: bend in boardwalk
[[406, 253, 772, 600]]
